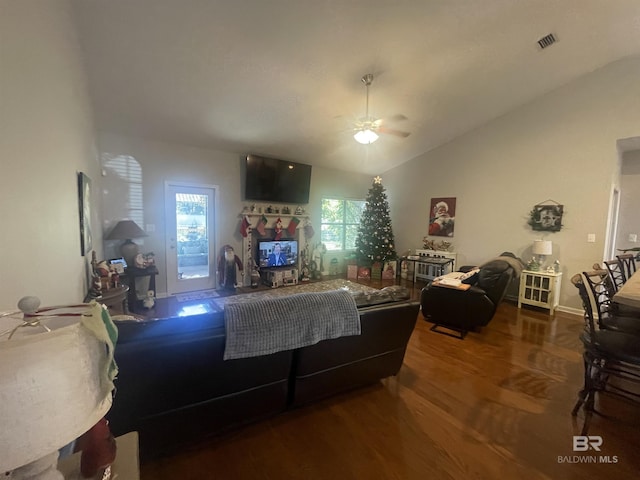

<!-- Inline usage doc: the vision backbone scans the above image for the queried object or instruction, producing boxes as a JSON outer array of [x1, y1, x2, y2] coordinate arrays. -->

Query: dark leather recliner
[[420, 259, 516, 338]]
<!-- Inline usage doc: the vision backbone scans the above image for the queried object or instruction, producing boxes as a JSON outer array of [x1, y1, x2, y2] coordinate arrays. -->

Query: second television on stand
[[258, 240, 298, 268]]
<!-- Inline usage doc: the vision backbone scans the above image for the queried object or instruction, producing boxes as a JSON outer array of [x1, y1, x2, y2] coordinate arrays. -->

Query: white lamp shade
[[0, 303, 115, 473], [532, 240, 553, 256], [354, 129, 379, 144]]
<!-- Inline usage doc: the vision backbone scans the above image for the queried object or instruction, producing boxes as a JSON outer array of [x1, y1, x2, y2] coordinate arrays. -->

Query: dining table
[[613, 269, 640, 309]]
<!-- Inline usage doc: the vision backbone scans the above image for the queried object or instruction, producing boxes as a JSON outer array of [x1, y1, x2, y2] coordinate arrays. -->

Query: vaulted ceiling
[[70, 0, 640, 174]]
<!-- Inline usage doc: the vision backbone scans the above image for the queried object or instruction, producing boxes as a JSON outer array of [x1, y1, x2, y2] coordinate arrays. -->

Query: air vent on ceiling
[[537, 33, 556, 49]]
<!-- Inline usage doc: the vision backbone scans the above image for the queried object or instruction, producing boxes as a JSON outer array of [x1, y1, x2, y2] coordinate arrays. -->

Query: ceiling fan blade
[[387, 114, 408, 122], [377, 126, 411, 138]]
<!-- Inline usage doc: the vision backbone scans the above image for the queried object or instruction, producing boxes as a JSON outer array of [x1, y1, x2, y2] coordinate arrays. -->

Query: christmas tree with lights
[[355, 176, 397, 266]]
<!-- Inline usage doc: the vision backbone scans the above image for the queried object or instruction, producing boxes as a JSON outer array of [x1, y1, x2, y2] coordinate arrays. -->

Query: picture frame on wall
[[528, 203, 564, 232], [78, 172, 92, 256], [428, 197, 456, 237]]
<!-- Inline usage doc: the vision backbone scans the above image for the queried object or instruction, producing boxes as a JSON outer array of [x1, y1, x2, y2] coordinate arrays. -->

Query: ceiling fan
[[353, 73, 411, 145]]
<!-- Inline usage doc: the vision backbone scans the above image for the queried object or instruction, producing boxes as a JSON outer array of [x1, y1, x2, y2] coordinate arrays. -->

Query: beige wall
[[97, 132, 372, 295], [384, 56, 640, 311], [0, 1, 101, 310]]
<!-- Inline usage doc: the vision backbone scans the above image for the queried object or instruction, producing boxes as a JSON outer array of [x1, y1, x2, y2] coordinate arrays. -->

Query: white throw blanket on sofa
[[223, 289, 361, 360]]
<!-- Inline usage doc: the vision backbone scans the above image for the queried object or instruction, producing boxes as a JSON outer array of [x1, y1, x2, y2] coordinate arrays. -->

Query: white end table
[[518, 269, 562, 314]]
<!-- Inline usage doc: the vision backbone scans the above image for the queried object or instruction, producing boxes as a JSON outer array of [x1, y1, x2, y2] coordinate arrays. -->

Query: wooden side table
[[121, 266, 159, 311], [98, 285, 129, 314]]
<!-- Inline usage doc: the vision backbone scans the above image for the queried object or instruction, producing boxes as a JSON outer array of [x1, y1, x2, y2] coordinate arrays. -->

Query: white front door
[[165, 182, 218, 294]]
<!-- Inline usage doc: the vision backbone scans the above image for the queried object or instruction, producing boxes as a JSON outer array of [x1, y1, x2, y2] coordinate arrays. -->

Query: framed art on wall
[[528, 202, 563, 232], [428, 197, 456, 237], [78, 172, 93, 256]]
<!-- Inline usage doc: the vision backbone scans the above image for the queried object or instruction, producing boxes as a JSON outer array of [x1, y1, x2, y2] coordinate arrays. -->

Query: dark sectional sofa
[[107, 289, 419, 458]]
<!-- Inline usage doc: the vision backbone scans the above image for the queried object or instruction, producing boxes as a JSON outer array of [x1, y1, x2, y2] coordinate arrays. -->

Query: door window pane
[[176, 193, 210, 279]]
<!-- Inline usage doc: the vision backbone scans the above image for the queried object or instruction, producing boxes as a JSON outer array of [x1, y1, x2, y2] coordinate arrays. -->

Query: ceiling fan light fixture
[[354, 129, 379, 144]]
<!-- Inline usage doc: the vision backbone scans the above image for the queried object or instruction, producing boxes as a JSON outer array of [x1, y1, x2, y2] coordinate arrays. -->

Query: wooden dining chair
[[603, 259, 626, 292], [571, 272, 640, 435], [580, 269, 640, 333], [616, 253, 636, 281]]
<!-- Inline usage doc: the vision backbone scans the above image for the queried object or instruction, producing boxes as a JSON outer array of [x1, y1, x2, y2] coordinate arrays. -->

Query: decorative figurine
[[144, 252, 156, 266], [436, 240, 452, 251], [527, 258, 540, 271], [143, 290, 155, 309], [110, 269, 120, 288], [301, 265, 310, 282], [422, 238, 435, 251], [329, 258, 339, 276], [250, 263, 261, 288], [217, 244, 244, 289], [84, 273, 103, 302], [134, 253, 145, 268]]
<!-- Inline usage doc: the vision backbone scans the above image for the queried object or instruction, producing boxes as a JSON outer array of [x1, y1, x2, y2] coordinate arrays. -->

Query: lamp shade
[[106, 220, 147, 241], [0, 301, 116, 474], [532, 240, 552, 256]]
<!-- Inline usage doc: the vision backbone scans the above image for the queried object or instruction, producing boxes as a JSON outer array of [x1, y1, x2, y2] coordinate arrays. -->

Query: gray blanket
[[223, 289, 361, 360], [480, 254, 525, 279]]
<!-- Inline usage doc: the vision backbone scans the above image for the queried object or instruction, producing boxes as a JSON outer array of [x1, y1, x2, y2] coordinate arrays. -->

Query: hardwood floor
[[139, 282, 640, 480]]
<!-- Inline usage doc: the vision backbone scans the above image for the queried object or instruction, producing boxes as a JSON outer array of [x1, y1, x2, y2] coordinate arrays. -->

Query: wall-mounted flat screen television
[[258, 240, 298, 268], [244, 154, 312, 204]]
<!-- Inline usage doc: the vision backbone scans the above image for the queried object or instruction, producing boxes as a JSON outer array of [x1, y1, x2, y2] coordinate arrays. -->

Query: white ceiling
[[70, 0, 640, 175]]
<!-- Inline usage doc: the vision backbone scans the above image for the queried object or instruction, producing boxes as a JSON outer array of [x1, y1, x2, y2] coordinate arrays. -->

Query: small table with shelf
[[98, 285, 129, 315], [398, 256, 455, 283], [518, 269, 562, 314], [414, 256, 455, 282], [121, 265, 159, 311]]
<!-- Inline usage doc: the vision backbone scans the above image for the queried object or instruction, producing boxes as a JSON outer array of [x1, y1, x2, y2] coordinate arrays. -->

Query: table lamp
[[0, 297, 117, 479], [532, 239, 553, 269], [106, 220, 147, 267]]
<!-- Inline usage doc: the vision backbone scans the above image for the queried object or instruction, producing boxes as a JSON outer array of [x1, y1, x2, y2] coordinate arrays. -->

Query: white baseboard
[[555, 305, 582, 317]]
